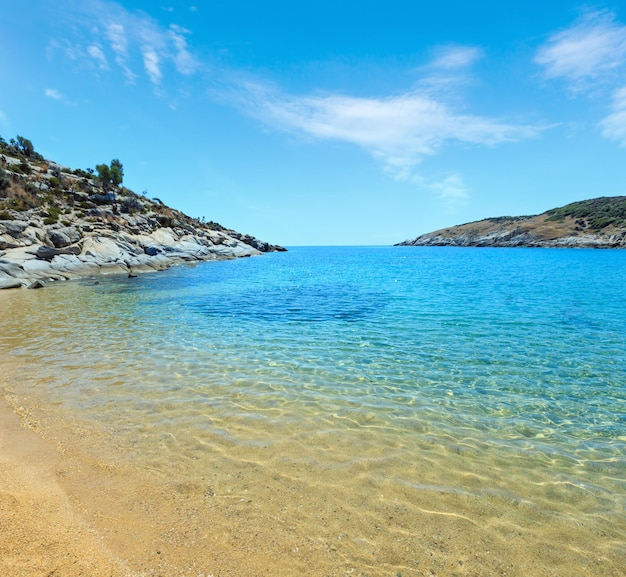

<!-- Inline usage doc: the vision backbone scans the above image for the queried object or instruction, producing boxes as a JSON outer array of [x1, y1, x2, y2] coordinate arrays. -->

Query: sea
[[1, 246, 625, 576]]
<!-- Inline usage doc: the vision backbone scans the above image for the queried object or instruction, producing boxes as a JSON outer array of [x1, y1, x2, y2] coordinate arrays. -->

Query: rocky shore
[[0, 142, 285, 289], [397, 196, 626, 248]]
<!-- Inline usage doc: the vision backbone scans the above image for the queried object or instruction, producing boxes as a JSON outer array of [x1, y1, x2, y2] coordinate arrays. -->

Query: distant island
[[0, 134, 285, 289], [396, 196, 626, 249]]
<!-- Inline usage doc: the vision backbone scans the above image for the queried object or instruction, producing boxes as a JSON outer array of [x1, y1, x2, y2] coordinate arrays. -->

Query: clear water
[[2, 246, 625, 575]]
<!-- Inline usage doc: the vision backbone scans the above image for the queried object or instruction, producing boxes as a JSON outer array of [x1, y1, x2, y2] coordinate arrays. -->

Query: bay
[[2, 246, 625, 576]]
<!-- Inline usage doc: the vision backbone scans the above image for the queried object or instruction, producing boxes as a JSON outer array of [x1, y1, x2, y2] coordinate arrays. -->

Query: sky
[[1, 1, 626, 246]]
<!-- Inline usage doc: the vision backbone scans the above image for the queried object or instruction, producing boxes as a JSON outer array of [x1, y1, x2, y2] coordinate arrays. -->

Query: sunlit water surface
[[2, 246, 625, 576]]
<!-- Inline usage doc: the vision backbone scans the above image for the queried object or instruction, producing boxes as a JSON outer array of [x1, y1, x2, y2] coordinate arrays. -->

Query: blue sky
[[1, 1, 626, 245]]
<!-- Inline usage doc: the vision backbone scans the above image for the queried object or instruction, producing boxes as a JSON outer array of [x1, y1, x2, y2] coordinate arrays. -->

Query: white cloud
[[237, 82, 543, 181], [87, 44, 109, 69], [537, 11, 626, 147], [169, 25, 197, 75], [45, 88, 64, 100], [61, 1, 200, 89], [427, 174, 470, 202], [104, 21, 136, 82], [535, 11, 626, 89], [142, 49, 162, 84], [600, 86, 626, 145], [409, 173, 470, 209], [0, 109, 9, 133], [429, 45, 483, 70]]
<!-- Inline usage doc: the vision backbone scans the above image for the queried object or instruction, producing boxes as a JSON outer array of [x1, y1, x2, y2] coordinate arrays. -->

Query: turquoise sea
[[2, 246, 625, 576]]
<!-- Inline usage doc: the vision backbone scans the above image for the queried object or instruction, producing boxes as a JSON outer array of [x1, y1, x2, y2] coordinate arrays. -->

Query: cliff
[[396, 196, 626, 249], [0, 137, 285, 289]]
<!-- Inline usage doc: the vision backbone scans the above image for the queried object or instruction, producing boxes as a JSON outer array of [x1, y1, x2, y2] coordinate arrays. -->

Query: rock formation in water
[[396, 196, 626, 249], [0, 135, 285, 289]]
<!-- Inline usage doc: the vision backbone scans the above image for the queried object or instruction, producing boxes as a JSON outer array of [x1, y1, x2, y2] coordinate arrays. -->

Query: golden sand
[[1, 386, 625, 577]]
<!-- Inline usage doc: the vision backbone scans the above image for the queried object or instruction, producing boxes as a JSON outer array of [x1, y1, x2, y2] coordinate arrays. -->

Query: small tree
[[95, 159, 124, 192], [95, 163, 112, 192], [110, 158, 124, 187], [16, 135, 34, 157]]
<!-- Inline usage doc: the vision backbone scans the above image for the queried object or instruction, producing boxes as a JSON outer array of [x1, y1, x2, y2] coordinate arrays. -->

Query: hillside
[[0, 135, 284, 289], [396, 197, 626, 249]]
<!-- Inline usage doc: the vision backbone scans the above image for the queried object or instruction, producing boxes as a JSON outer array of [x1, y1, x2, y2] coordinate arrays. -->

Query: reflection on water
[[1, 246, 625, 576]]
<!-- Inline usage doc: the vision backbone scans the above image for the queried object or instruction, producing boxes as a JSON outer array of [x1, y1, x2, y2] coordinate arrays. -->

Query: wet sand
[[0, 397, 130, 576], [2, 387, 625, 577]]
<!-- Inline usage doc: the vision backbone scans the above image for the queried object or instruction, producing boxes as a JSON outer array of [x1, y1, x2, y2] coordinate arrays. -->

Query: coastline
[[1, 253, 624, 577], [0, 225, 270, 290], [2, 384, 624, 577], [0, 395, 130, 576]]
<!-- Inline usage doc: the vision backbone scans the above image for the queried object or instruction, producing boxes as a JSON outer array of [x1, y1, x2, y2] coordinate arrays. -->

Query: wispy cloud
[[169, 24, 197, 75], [600, 86, 626, 145], [104, 21, 136, 81], [87, 44, 109, 69], [536, 10, 626, 145], [235, 81, 543, 182], [535, 10, 626, 91], [142, 49, 162, 85], [429, 45, 483, 70], [61, 0, 199, 90], [45, 88, 64, 100], [426, 174, 470, 204], [227, 79, 543, 206], [0, 109, 9, 134]]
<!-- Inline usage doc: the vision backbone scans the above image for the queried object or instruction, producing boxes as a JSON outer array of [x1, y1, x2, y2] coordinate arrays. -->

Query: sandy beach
[[1, 270, 624, 577], [0, 391, 302, 577], [0, 396, 131, 576], [2, 387, 625, 577]]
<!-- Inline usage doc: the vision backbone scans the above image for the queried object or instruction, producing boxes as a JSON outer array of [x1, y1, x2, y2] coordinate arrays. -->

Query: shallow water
[[2, 246, 625, 576]]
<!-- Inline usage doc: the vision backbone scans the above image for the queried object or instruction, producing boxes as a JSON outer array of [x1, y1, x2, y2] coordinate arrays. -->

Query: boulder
[[0, 261, 27, 278], [36, 245, 82, 261], [0, 234, 20, 250], [47, 226, 81, 248], [0, 278, 23, 290], [0, 220, 28, 237]]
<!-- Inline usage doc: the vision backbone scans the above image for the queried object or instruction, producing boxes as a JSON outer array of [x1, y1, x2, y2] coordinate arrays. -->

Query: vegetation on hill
[[545, 196, 626, 231], [0, 133, 226, 232], [397, 196, 626, 248]]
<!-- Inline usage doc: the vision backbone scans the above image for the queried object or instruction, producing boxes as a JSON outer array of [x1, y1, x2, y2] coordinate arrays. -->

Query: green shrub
[[24, 182, 38, 195], [546, 197, 626, 230], [43, 205, 61, 225], [0, 168, 10, 191], [207, 220, 226, 231], [156, 215, 173, 227]]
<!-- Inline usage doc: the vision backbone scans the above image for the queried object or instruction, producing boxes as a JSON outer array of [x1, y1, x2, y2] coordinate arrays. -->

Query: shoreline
[[1, 265, 624, 576], [0, 394, 131, 576], [2, 387, 625, 577]]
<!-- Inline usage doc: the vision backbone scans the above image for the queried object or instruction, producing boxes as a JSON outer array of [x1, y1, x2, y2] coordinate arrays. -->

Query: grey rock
[[0, 220, 28, 237], [47, 226, 81, 248], [0, 261, 27, 278], [144, 245, 160, 256], [36, 245, 82, 261], [0, 150, 284, 286], [0, 278, 23, 290]]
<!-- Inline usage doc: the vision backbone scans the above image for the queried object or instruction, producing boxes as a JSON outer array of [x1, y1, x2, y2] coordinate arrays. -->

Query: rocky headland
[[396, 196, 626, 248], [0, 135, 285, 289]]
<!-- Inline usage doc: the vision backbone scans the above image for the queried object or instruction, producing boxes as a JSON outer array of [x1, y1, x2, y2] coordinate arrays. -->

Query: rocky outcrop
[[0, 148, 285, 288], [397, 197, 626, 249]]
